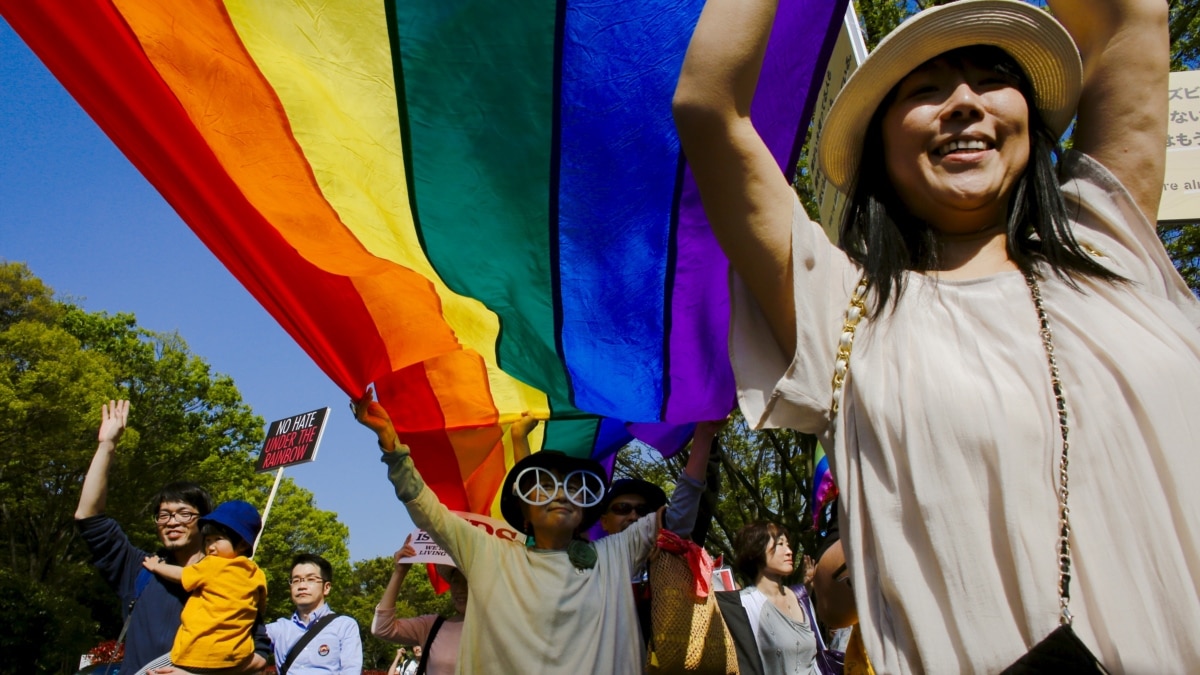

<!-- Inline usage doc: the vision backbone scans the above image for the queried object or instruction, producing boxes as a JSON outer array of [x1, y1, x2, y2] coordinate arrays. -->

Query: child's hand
[[142, 555, 164, 574]]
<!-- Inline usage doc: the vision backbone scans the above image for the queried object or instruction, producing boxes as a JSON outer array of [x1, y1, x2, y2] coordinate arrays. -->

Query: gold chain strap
[[1024, 271, 1074, 627], [831, 277, 869, 416], [830, 272, 1073, 625]]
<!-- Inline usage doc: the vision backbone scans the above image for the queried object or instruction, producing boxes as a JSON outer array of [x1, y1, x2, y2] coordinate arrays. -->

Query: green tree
[[1169, 0, 1200, 70], [0, 261, 353, 672], [614, 412, 820, 585], [246, 478, 352, 621]]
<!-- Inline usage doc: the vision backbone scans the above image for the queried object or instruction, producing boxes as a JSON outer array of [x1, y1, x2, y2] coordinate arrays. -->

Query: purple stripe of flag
[[664, 0, 850, 424]]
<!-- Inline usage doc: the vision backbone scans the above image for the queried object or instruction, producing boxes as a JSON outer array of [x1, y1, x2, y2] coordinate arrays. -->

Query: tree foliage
[[0, 261, 354, 672]]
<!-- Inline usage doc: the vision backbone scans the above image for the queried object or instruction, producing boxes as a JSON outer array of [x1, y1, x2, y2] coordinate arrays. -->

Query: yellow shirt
[[172, 554, 267, 669]]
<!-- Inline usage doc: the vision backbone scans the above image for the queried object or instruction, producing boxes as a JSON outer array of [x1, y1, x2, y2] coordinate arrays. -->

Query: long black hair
[[838, 46, 1122, 316]]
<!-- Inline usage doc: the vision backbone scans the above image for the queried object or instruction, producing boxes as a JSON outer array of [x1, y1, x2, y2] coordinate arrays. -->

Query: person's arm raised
[[663, 419, 727, 537], [1049, 0, 1169, 222], [353, 388, 485, 574], [373, 538, 417, 639], [674, 0, 799, 358], [76, 400, 129, 519]]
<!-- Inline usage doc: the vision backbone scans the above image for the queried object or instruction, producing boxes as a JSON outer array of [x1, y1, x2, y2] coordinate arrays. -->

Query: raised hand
[[694, 417, 729, 439], [97, 399, 130, 445], [352, 386, 398, 450], [395, 534, 417, 568], [510, 411, 541, 441], [801, 554, 816, 587]]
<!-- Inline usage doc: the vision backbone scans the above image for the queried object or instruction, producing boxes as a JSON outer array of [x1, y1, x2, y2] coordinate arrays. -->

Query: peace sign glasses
[[513, 466, 606, 508]]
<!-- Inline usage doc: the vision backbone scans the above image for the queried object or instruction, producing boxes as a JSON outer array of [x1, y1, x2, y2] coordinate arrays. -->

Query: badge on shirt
[[318, 645, 330, 656]]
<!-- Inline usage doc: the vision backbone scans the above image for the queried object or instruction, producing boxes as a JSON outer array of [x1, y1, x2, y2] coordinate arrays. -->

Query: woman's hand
[[394, 534, 417, 570]]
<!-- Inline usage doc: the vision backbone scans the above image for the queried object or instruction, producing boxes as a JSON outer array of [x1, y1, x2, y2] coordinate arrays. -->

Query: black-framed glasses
[[607, 502, 653, 517], [289, 575, 327, 586], [154, 510, 200, 525]]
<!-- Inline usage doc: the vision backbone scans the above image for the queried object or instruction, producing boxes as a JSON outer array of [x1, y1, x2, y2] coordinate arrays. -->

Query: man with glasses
[[75, 400, 269, 674], [266, 553, 362, 674]]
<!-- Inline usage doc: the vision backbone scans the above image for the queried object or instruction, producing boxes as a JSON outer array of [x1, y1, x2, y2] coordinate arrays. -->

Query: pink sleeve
[[371, 608, 437, 645]]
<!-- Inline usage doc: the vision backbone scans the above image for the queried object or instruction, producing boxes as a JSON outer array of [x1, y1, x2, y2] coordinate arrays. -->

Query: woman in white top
[[675, 0, 1199, 671]]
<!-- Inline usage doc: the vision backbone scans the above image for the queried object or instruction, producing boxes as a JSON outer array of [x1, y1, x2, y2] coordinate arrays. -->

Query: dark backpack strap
[[117, 568, 156, 645], [279, 613, 339, 675], [415, 615, 447, 675]]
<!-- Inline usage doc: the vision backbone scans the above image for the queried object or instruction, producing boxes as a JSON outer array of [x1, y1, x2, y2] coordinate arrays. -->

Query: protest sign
[[255, 407, 330, 472], [398, 511, 524, 566], [1160, 70, 1200, 222], [810, 3, 868, 242]]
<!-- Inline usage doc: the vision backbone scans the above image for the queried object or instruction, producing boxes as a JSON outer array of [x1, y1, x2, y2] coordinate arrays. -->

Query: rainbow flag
[[2, 0, 848, 518], [812, 442, 838, 527]]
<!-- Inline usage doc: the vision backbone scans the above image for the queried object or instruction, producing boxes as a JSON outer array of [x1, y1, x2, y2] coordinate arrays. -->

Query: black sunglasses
[[608, 502, 652, 516]]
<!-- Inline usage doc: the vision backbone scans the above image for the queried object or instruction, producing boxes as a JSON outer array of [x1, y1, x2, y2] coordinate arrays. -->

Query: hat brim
[[814, 0, 1081, 197], [499, 451, 609, 535], [604, 479, 667, 512]]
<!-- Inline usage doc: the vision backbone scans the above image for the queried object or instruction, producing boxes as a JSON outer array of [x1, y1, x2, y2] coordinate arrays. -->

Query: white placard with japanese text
[[1161, 70, 1200, 222]]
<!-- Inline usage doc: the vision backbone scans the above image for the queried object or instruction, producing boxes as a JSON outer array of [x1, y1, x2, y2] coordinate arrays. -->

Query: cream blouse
[[730, 153, 1200, 673]]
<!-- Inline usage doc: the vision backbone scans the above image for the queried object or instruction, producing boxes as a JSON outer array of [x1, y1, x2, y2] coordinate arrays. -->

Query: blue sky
[[1, 18, 413, 563]]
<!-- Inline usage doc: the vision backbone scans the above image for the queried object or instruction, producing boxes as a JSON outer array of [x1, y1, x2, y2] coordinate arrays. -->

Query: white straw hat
[[814, 0, 1082, 196]]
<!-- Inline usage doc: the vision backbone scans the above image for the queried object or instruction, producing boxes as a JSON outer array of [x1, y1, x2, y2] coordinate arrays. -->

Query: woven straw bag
[[646, 548, 740, 674]]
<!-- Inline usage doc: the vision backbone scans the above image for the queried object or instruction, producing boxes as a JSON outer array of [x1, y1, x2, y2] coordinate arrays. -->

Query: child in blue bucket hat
[[141, 499, 267, 672]]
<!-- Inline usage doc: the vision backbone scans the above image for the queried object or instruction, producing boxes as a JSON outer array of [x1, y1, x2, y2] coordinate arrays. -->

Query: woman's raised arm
[[1049, 0, 1170, 223], [673, 0, 800, 357]]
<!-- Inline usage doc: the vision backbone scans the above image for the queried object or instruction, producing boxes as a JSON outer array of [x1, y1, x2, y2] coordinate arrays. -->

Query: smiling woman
[[675, 0, 1200, 671]]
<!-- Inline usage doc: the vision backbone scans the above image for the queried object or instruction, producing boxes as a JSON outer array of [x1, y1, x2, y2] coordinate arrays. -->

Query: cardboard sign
[[1160, 70, 1200, 222], [398, 512, 525, 566], [254, 407, 330, 472]]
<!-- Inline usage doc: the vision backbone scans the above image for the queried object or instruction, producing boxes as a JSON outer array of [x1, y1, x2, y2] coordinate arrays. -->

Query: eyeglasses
[[607, 501, 653, 517], [154, 510, 200, 525], [289, 576, 327, 586], [513, 467, 605, 508]]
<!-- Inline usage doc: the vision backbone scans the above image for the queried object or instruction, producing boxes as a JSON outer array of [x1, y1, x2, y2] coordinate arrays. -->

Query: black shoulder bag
[[279, 613, 339, 675], [414, 615, 448, 675]]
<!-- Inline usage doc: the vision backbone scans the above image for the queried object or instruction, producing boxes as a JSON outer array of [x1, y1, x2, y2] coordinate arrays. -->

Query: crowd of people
[[75, 0, 1197, 672]]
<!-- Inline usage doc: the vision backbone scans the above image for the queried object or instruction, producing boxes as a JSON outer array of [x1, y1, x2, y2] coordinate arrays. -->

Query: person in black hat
[[595, 419, 727, 648], [140, 500, 267, 673], [598, 479, 667, 536], [354, 388, 679, 674]]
